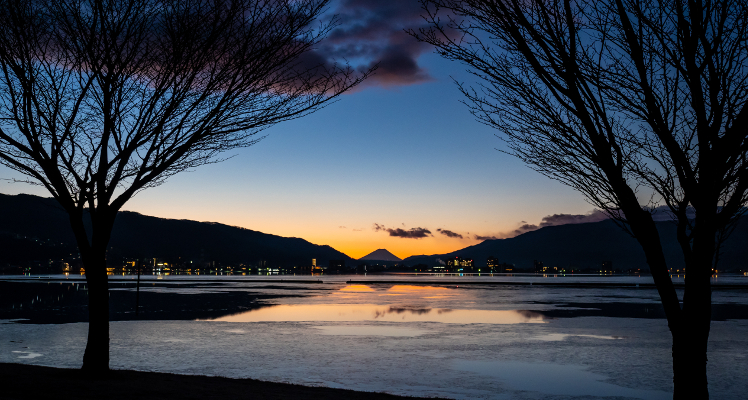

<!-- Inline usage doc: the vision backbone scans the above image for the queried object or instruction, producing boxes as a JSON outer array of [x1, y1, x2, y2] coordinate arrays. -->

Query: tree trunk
[[672, 327, 710, 399], [672, 254, 712, 399], [621, 208, 712, 398], [81, 250, 110, 375], [70, 207, 117, 376]]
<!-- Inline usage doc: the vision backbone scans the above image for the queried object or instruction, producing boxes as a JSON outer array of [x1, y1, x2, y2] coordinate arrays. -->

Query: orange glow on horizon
[[305, 234, 480, 260], [120, 200, 515, 260]]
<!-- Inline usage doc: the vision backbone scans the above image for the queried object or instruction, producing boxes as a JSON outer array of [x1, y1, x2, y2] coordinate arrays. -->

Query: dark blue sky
[[0, 0, 602, 258]]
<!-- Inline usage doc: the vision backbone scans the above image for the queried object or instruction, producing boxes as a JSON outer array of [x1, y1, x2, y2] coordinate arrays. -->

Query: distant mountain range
[[0, 193, 353, 268], [2, 193, 746, 272], [359, 249, 402, 262], [404, 217, 748, 271]]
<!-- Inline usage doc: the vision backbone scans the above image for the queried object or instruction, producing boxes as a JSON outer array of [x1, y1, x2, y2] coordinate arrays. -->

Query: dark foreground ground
[[0, 364, 446, 400]]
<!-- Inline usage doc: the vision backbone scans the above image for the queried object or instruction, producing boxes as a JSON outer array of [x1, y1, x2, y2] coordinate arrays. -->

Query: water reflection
[[334, 284, 460, 300], [374, 306, 439, 317], [533, 333, 625, 341], [12, 351, 42, 359], [386, 285, 450, 292], [337, 284, 454, 295], [206, 304, 547, 324], [339, 285, 375, 292], [313, 325, 429, 336]]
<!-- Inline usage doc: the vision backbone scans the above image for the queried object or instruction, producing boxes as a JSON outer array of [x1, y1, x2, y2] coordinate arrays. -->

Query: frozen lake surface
[[2, 274, 747, 399]]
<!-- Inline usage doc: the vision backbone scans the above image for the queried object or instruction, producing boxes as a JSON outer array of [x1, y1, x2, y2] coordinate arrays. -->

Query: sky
[[0, 0, 605, 260]]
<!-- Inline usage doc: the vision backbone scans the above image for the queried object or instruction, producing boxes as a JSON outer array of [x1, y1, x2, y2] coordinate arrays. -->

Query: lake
[[1, 274, 747, 399]]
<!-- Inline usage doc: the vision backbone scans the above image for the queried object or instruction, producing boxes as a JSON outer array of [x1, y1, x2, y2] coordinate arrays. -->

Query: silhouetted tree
[[412, 0, 748, 398], [0, 0, 369, 374]]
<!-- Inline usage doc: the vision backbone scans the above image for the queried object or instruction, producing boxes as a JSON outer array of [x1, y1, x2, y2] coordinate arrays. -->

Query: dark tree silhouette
[[411, 0, 748, 398], [0, 0, 369, 374]]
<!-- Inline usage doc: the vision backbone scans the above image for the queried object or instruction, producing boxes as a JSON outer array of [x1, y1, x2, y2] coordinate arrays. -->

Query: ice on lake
[[2, 275, 747, 399]]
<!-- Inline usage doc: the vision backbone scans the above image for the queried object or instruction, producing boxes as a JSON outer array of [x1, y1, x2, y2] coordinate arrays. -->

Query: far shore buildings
[[486, 257, 514, 273], [446, 256, 474, 272]]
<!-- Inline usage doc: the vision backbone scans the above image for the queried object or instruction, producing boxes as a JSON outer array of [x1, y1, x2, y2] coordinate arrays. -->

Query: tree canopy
[[412, 0, 748, 397], [0, 0, 365, 214], [0, 0, 369, 373]]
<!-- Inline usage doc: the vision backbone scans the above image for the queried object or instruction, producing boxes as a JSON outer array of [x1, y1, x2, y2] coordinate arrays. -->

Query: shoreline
[[0, 363, 447, 399]]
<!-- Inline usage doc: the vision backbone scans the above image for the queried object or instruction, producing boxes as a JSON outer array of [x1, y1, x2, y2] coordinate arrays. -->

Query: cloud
[[437, 228, 463, 239], [512, 223, 539, 236], [508, 210, 610, 237], [474, 210, 612, 241], [373, 223, 432, 238], [313, 0, 434, 89], [388, 227, 432, 238], [474, 234, 498, 241], [537, 210, 609, 227], [339, 226, 347, 229]]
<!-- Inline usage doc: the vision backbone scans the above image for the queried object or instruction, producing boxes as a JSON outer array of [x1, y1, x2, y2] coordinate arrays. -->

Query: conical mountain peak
[[359, 249, 402, 261]]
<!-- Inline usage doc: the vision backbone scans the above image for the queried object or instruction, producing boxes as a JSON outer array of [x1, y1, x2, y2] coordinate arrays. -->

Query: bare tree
[[0, 0, 369, 374], [411, 0, 748, 398]]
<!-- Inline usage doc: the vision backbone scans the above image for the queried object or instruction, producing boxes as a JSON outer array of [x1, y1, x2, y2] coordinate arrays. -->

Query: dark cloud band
[[314, 0, 434, 89], [474, 234, 498, 241], [437, 228, 463, 239], [374, 223, 432, 238]]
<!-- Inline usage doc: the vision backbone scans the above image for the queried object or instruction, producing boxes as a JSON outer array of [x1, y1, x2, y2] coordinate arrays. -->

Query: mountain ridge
[[0, 193, 353, 268], [403, 218, 748, 271]]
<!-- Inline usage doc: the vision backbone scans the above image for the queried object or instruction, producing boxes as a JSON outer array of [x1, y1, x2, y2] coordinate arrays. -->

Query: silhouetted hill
[[359, 249, 402, 262], [0, 193, 352, 268], [404, 218, 748, 271]]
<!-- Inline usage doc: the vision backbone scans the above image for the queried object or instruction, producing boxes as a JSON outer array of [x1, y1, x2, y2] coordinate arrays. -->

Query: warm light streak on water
[[313, 325, 430, 336], [339, 285, 375, 292], [337, 284, 452, 293], [386, 285, 450, 292], [204, 304, 548, 324], [532, 333, 625, 341]]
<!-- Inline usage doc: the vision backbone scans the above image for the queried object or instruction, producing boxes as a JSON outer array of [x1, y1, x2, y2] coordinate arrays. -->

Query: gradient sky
[[0, 0, 601, 260]]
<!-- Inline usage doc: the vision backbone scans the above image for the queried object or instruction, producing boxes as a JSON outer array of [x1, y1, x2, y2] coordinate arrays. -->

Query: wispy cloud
[[473, 234, 498, 241], [511, 223, 539, 236], [437, 228, 463, 239], [475, 210, 610, 240], [537, 211, 609, 227], [374, 223, 432, 238]]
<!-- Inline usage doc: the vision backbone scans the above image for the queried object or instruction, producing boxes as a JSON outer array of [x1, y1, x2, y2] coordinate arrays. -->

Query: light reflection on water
[[6, 278, 747, 399], [387, 285, 450, 292], [339, 285, 375, 292], [533, 333, 625, 341], [205, 304, 547, 324], [12, 350, 42, 359], [330, 284, 463, 304], [336, 284, 457, 298], [313, 325, 429, 336]]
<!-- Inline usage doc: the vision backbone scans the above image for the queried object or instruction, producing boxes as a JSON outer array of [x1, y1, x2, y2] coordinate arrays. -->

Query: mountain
[[359, 249, 402, 262], [0, 193, 352, 268], [403, 218, 748, 271]]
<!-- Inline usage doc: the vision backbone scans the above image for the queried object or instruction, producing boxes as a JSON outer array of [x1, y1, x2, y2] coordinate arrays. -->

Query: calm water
[[2, 274, 747, 399]]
